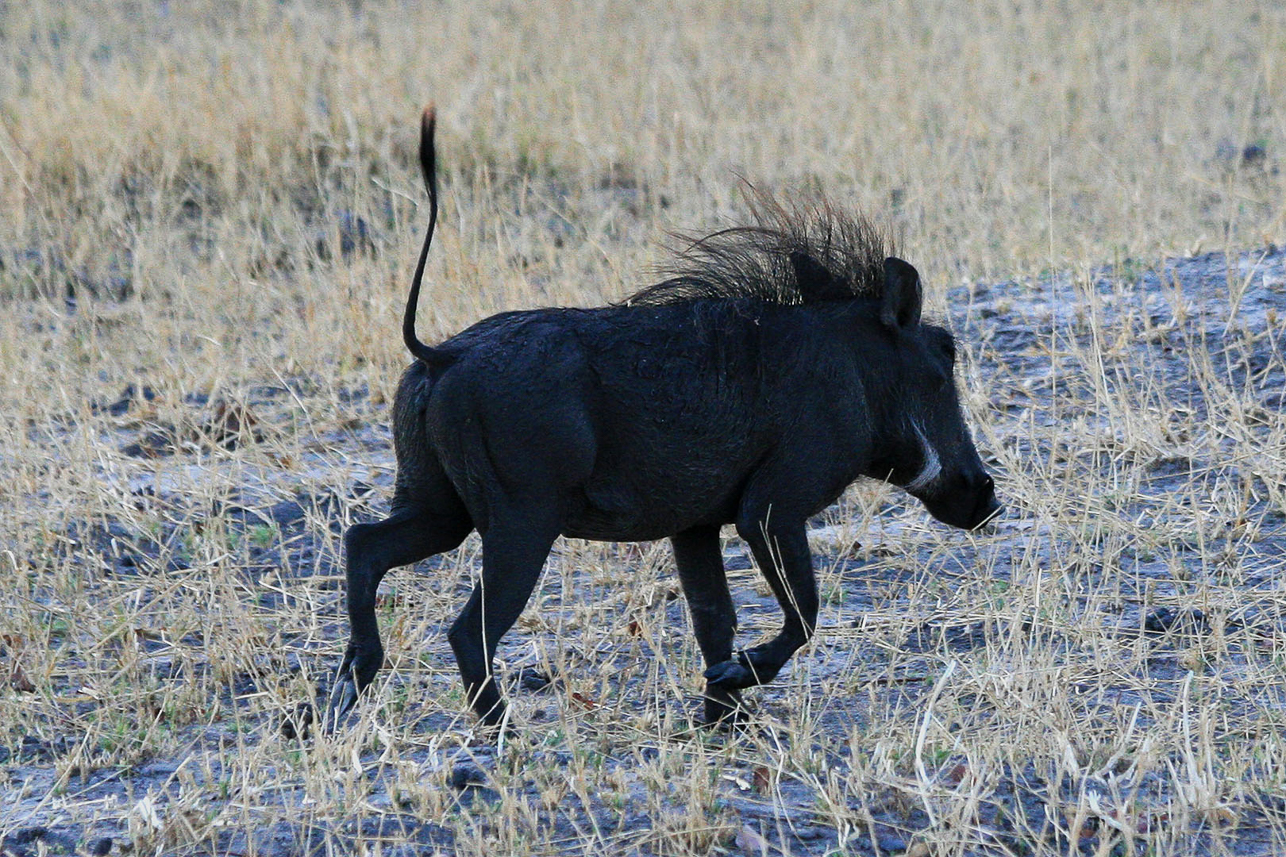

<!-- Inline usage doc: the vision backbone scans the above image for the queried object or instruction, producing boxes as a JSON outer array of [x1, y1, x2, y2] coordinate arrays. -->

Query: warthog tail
[[402, 106, 453, 368]]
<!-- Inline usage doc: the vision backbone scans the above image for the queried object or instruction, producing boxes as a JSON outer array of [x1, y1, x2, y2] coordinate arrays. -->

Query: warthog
[[328, 109, 1001, 729]]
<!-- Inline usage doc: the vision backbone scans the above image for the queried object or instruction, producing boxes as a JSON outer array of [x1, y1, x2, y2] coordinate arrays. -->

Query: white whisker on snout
[[905, 422, 942, 493]]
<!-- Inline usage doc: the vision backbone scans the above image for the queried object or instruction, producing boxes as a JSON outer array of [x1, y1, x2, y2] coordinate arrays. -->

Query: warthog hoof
[[701, 687, 744, 726], [325, 676, 360, 732], [704, 658, 757, 690], [325, 641, 383, 731]]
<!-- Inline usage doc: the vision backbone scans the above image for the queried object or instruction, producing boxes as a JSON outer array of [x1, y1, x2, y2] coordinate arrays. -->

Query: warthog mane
[[624, 189, 895, 308]]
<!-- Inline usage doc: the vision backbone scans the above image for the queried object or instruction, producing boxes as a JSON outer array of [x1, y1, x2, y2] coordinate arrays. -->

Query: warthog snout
[[917, 470, 1002, 531]]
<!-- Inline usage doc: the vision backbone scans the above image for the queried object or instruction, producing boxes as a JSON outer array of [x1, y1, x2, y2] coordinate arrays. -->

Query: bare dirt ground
[[2, 241, 1283, 857]]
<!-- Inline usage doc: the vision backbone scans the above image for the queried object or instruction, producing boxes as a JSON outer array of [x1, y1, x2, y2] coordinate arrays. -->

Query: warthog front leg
[[704, 520, 816, 692], [671, 525, 742, 723]]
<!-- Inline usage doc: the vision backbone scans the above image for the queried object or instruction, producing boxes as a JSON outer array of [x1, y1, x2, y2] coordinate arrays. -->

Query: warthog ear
[[790, 250, 849, 302], [881, 257, 923, 330]]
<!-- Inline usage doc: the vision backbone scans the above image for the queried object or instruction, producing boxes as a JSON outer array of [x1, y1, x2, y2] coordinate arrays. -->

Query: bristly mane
[[624, 188, 895, 307]]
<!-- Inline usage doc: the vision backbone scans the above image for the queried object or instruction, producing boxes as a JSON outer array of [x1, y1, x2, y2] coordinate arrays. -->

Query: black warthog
[[328, 109, 1001, 729]]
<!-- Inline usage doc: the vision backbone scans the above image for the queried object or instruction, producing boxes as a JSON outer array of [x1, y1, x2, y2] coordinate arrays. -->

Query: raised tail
[[402, 106, 452, 367]]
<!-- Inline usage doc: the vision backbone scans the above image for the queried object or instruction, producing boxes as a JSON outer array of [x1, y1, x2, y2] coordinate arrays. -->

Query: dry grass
[[2, 1, 1285, 855]]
